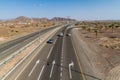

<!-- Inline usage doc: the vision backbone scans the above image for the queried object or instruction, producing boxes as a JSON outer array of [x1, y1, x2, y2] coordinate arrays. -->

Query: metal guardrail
[[0, 36, 39, 66], [1, 27, 61, 80], [0, 27, 58, 66], [0, 27, 60, 66]]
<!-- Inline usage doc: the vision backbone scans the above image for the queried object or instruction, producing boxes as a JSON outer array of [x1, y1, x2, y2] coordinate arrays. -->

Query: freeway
[[0, 27, 55, 61], [61, 29, 83, 80], [3, 26, 84, 80], [40, 28, 83, 80]]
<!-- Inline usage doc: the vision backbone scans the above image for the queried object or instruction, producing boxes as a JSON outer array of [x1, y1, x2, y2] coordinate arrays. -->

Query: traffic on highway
[[0, 24, 101, 80]]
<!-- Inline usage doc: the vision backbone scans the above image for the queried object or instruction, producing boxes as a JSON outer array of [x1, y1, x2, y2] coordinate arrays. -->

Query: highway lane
[[0, 27, 56, 61], [39, 28, 83, 80], [39, 28, 67, 80], [40, 33, 63, 80], [3, 27, 66, 80], [62, 29, 83, 80], [3, 26, 84, 80], [5, 42, 54, 80]]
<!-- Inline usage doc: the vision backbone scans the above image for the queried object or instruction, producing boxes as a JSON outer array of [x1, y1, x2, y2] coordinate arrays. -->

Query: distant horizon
[[0, 16, 76, 20], [1, 16, 120, 21], [0, 0, 120, 20]]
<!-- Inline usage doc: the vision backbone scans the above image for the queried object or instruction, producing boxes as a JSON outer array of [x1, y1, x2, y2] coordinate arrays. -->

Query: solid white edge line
[[37, 65, 45, 80], [47, 38, 58, 59], [1, 27, 61, 80], [28, 60, 40, 77], [1, 43, 40, 80], [50, 60, 55, 78], [60, 72, 62, 77], [47, 46, 53, 59]]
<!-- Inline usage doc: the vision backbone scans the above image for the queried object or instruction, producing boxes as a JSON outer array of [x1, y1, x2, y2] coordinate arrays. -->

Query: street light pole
[[66, 16, 70, 24]]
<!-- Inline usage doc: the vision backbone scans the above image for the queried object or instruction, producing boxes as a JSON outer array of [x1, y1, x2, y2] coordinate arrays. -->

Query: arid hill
[[51, 17, 76, 22], [0, 16, 76, 43], [2, 16, 75, 24]]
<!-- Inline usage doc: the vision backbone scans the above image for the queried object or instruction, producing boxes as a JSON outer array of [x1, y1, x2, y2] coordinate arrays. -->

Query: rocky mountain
[[32, 18, 49, 22], [14, 16, 31, 23], [2, 16, 76, 24], [0, 20, 4, 22], [51, 17, 76, 22]]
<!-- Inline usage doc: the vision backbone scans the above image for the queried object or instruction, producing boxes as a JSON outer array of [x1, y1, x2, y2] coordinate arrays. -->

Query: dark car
[[47, 39, 54, 44]]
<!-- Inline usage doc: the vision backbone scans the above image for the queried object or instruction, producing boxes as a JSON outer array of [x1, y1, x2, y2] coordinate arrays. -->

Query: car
[[57, 32, 63, 37], [66, 33, 71, 36], [47, 39, 54, 44]]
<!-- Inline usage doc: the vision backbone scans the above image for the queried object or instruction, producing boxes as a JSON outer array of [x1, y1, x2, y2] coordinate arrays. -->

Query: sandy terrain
[[74, 21, 120, 80], [0, 27, 59, 79], [0, 21, 55, 44], [77, 26, 120, 66]]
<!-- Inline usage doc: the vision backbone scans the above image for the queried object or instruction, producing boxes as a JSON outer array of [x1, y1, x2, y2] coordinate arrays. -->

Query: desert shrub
[[109, 36, 117, 38], [11, 30, 14, 32], [15, 30, 19, 32]]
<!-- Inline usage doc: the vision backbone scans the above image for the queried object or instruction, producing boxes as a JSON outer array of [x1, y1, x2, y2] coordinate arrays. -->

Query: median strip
[[0, 27, 61, 80]]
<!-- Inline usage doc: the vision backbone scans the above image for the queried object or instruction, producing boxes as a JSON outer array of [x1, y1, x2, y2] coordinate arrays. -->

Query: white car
[[66, 33, 71, 36], [57, 33, 63, 37]]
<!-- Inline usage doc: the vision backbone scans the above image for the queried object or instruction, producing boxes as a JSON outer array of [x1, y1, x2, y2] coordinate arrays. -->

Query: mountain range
[[0, 16, 76, 23]]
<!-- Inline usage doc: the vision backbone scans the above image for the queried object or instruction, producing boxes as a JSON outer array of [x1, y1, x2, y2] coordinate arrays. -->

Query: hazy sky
[[0, 0, 120, 20]]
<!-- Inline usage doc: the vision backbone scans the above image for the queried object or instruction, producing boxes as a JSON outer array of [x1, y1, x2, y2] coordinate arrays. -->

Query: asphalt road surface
[[3, 26, 84, 80], [0, 27, 55, 61]]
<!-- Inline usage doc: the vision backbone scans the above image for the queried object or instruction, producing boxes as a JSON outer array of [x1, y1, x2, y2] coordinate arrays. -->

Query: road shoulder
[[71, 28, 110, 80]]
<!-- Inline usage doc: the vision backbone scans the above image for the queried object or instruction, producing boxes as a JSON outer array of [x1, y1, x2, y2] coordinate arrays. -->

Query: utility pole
[[66, 16, 70, 24], [55, 18, 59, 26]]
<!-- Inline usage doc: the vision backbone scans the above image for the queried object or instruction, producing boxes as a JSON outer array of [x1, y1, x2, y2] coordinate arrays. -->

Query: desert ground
[[75, 21, 120, 79]]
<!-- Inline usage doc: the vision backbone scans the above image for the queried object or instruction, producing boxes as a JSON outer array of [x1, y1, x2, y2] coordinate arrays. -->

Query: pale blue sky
[[0, 0, 120, 20]]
